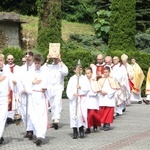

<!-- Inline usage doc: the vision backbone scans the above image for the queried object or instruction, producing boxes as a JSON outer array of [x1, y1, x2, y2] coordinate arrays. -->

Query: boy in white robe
[[29, 54, 50, 146], [66, 65, 90, 139], [85, 67, 101, 134], [98, 66, 120, 131], [19, 51, 35, 139]]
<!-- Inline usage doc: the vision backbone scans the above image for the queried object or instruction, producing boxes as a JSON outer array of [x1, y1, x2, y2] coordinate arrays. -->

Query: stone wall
[[0, 22, 20, 50]]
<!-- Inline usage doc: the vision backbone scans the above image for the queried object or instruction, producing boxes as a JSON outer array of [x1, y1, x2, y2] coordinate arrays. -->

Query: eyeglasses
[[8, 59, 14, 60]]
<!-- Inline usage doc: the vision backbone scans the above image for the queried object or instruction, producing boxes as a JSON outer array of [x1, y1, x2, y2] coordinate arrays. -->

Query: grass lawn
[[21, 15, 95, 50]]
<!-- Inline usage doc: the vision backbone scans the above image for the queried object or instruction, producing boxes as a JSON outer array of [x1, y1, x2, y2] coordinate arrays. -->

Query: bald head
[[7, 54, 14, 65], [97, 54, 104, 65]]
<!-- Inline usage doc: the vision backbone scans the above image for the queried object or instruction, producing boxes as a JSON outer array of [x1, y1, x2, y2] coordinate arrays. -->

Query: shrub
[[135, 33, 150, 53]]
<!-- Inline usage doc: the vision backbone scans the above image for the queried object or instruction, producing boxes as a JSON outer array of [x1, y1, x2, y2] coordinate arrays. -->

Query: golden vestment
[[132, 62, 145, 94]]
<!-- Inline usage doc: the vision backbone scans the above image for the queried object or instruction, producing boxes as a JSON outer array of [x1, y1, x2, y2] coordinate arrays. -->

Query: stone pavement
[[1, 99, 150, 150]]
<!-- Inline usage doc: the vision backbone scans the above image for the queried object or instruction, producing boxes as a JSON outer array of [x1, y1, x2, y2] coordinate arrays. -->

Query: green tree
[[136, 0, 150, 32], [0, 0, 37, 15], [108, 0, 136, 51], [36, 0, 62, 54]]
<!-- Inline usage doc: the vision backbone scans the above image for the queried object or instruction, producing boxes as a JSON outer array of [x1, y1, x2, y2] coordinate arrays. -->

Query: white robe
[[19, 70, 34, 131], [6, 64, 21, 119], [45, 62, 68, 121], [18, 62, 36, 131], [111, 63, 130, 114], [0, 66, 18, 138], [66, 74, 90, 128], [29, 67, 50, 138]]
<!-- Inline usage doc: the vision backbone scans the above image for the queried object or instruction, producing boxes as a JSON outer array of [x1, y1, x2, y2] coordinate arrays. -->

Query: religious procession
[[0, 44, 150, 147]]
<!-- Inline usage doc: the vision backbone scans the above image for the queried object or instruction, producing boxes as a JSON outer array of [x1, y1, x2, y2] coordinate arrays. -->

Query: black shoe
[[79, 126, 84, 138], [6, 117, 14, 124], [122, 108, 126, 112], [116, 113, 120, 116], [1, 137, 4, 141], [104, 124, 110, 131], [85, 128, 91, 134], [93, 126, 97, 132], [138, 101, 142, 104], [73, 128, 78, 139], [53, 123, 58, 130], [143, 99, 149, 105], [35, 138, 42, 146], [102, 123, 106, 130], [0, 137, 4, 144], [28, 131, 33, 140]]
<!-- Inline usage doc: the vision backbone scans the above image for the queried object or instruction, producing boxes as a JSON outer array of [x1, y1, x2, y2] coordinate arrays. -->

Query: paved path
[[1, 100, 150, 150]]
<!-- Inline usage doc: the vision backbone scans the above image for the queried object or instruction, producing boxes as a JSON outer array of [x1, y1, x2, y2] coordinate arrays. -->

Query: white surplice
[[99, 78, 116, 107]]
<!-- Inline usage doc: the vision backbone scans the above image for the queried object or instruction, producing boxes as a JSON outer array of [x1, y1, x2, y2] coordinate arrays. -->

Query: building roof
[[0, 12, 26, 23]]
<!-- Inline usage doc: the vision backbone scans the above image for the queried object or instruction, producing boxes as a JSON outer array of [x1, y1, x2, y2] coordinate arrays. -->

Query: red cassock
[[99, 106, 114, 123], [87, 109, 101, 128]]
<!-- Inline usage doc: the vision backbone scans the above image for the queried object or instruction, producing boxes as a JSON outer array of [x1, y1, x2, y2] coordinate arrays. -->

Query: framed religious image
[[49, 43, 60, 58]]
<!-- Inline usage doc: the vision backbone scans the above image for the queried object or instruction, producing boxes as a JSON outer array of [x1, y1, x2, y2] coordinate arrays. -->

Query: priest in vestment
[[121, 54, 134, 105], [130, 58, 145, 104], [112, 56, 130, 116]]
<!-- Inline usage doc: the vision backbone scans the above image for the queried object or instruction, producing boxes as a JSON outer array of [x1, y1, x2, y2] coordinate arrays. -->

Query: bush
[[64, 34, 108, 53], [1, 47, 24, 65], [135, 33, 150, 53], [107, 50, 150, 96]]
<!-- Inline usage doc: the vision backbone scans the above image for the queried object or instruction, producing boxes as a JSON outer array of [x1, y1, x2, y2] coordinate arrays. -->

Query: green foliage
[[1, 47, 24, 65], [108, 0, 136, 51], [136, 0, 150, 31], [62, 0, 110, 24], [135, 33, 150, 52], [37, 0, 62, 54], [0, 0, 37, 15], [94, 10, 111, 43], [60, 49, 95, 98], [64, 34, 108, 53], [107, 50, 150, 96]]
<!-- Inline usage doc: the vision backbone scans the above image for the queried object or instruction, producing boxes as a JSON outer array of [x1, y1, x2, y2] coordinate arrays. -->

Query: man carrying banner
[[45, 43, 68, 130]]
